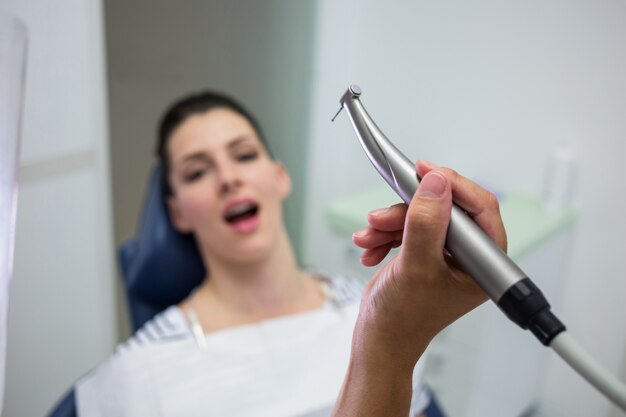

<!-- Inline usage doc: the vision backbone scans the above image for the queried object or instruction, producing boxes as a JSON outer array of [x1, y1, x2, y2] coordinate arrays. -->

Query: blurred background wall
[[302, 2, 626, 417], [2, 1, 625, 416]]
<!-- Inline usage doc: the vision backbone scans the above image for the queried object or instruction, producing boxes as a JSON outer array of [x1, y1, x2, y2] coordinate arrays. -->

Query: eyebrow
[[178, 136, 256, 164], [180, 152, 209, 164], [227, 136, 256, 150]]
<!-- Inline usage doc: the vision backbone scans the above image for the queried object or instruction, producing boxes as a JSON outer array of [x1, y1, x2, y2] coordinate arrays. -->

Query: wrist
[[333, 331, 416, 417], [351, 313, 431, 374], [331, 307, 433, 417]]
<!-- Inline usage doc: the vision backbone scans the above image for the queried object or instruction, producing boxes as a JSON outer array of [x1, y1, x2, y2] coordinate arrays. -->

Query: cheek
[[250, 165, 286, 197], [177, 190, 217, 224], [256, 176, 284, 200]]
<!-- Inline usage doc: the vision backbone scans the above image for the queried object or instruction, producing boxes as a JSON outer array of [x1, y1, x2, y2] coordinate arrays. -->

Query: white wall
[[303, 1, 626, 416], [0, 0, 116, 416]]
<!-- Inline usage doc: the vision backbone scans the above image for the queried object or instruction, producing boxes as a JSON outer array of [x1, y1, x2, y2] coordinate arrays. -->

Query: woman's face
[[166, 108, 291, 264]]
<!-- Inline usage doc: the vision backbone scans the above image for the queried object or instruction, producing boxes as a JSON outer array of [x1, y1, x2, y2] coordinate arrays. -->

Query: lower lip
[[229, 214, 260, 233]]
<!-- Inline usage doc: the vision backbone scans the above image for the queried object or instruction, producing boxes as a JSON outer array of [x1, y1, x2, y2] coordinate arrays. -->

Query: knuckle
[[487, 192, 500, 213], [439, 167, 459, 181], [407, 202, 444, 231]]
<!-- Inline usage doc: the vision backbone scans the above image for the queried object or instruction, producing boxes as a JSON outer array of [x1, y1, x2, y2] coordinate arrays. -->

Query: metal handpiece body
[[337, 85, 565, 345]]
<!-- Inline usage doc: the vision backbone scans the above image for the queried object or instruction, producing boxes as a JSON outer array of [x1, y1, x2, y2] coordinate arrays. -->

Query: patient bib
[[76, 279, 429, 416]]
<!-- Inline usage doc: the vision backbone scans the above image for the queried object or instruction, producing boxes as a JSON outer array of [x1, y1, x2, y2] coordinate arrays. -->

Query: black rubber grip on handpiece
[[497, 278, 566, 345]]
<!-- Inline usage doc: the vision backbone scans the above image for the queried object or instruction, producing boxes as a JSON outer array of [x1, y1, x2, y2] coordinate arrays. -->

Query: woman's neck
[[193, 228, 324, 323]]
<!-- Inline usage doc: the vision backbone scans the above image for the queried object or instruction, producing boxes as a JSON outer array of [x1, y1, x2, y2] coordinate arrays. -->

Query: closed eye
[[182, 161, 213, 182], [183, 168, 206, 182], [236, 151, 259, 162]]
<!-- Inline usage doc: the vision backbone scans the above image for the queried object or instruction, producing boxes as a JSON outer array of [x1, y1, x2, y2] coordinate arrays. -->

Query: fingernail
[[419, 160, 440, 169], [417, 172, 446, 198], [352, 227, 368, 239], [360, 252, 372, 264]]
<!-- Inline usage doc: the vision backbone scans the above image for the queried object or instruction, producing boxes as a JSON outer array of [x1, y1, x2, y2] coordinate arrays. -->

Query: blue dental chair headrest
[[119, 165, 206, 330]]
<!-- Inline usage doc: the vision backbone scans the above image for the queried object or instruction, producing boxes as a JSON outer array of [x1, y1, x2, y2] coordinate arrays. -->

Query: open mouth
[[223, 202, 259, 224]]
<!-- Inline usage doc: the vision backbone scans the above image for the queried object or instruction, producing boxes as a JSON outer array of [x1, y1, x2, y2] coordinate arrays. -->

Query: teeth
[[224, 202, 258, 224], [228, 203, 254, 217]]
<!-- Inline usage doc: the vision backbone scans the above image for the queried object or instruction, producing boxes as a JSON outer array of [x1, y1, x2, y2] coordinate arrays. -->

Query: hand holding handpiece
[[355, 162, 506, 355], [334, 164, 500, 417]]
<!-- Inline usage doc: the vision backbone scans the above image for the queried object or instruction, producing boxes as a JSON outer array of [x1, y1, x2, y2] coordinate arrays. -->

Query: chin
[[225, 241, 275, 265]]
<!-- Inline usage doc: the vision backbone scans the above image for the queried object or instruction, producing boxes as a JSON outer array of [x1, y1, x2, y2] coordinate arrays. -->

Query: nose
[[216, 160, 242, 195]]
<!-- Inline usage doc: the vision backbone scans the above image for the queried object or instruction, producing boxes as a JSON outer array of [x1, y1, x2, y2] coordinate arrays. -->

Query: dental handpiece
[[333, 85, 626, 411], [334, 85, 564, 345]]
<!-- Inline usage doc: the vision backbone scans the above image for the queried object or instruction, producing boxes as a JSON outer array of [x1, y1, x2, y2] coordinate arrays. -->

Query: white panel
[[3, 0, 108, 164], [4, 168, 116, 417], [0, 0, 115, 414], [0, 12, 28, 414]]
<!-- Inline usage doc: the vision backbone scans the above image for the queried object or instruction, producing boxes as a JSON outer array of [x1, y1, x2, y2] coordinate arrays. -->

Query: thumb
[[400, 171, 453, 269]]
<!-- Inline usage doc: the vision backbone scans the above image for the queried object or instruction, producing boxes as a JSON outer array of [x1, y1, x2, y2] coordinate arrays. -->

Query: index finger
[[366, 203, 408, 232]]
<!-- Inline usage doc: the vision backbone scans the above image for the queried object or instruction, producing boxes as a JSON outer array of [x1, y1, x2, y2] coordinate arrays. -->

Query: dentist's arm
[[333, 161, 507, 417]]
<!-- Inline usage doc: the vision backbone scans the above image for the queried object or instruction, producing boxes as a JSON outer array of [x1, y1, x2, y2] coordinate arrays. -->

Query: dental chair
[[47, 166, 445, 417]]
